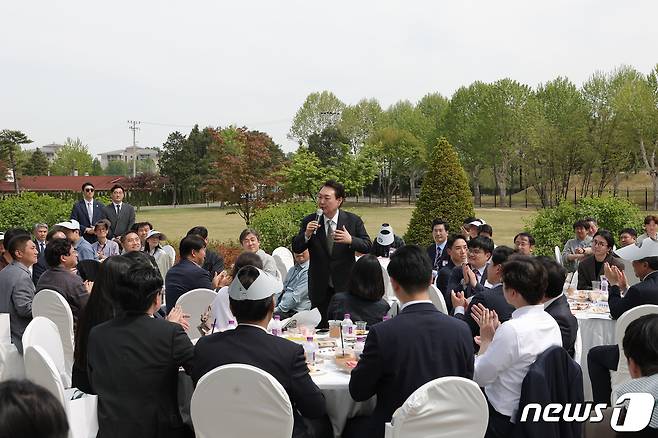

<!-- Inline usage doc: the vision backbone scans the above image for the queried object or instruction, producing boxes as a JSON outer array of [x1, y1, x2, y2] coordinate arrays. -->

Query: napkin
[[283, 308, 321, 329]]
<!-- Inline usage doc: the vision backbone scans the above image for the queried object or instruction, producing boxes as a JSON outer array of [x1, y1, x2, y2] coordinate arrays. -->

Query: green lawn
[[137, 204, 537, 248]]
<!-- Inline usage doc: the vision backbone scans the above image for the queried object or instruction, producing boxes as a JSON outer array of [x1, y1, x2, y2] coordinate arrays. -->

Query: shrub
[[0, 192, 71, 232], [251, 201, 316, 253], [404, 137, 474, 246], [525, 196, 643, 256]]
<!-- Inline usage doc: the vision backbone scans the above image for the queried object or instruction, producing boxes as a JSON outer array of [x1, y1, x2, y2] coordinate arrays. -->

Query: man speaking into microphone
[[293, 180, 371, 328]]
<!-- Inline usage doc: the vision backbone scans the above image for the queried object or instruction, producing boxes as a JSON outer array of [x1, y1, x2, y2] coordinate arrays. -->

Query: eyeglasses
[[85, 188, 94, 192], [468, 248, 484, 255]]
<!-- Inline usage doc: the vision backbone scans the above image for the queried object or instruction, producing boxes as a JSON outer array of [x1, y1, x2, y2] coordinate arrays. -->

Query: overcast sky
[[2, 1, 657, 158]]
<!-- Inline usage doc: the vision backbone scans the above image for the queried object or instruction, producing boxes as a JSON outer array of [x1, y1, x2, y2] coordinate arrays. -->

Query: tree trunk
[[9, 149, 19, 193], [172, 186, 178, 206], [472, 166, 482, 206], [494, 167, 508, 207]]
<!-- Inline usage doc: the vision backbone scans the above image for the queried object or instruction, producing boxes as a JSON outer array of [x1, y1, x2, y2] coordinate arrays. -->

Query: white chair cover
[[22, 316, 71, 388], [175, 288, 217, 340], [570, 271, 579, 289], [573, 326, 583, 365], [554, 246, 562, 266], [0, 313, 10, 344], [385, 376, 488, 438], [272, 254, 290, 283], [191, 364, 293, 438], [24, 345, 98, 438], [272, 247, 294, 281], [33, 289, 75, 381], [381, 264, 395, 300], [428, 285, 448, 315], [610, 304, 658, 396]]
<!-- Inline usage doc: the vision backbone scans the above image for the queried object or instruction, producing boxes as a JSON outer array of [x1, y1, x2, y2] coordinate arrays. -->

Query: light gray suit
[[104, 202, 136, 239], [0, 261, 35, 353]]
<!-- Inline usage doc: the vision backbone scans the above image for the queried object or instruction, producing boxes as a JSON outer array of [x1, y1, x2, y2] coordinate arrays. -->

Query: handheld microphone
[[313, 209, 323, 235]]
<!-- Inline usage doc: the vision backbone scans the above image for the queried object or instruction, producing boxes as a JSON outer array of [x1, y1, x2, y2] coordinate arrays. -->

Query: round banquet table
[[572, 309, 615, 401], [178, 339, 375, 438]]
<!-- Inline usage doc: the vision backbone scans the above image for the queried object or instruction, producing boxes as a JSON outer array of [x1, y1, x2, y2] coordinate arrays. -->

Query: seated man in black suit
[[536, 256, 578, 357], [445, 236, 493, 309], [588, 239, 658, 403], [346, 245, 474, 438], [450, 246, 516, 338], [192, 266, 327, 438], [164, 235, 220, 313], [435, 234, 469, 309]]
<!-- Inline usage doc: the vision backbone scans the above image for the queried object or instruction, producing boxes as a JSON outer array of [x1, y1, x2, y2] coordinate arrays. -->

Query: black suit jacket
[[609, 270, 658, 320], [544, 295, 578, 357], [327, 292, 390, 328], [192, 325, 326, 438], [291, 210, 371, 303], [164, 259, 212, 313], [202, 249, 224, 276], [104, 202, 136, 239], [576, 254, 624, 290], [32, 250, 48, 286], [445, 264, 488, 313], [349, 302, 474, 437], [71, 199, 108, 243], [87, 314, 194, 438], [454, 284, 515, 338], [435, 259, 456, 301], [426, 242, 450, 270]]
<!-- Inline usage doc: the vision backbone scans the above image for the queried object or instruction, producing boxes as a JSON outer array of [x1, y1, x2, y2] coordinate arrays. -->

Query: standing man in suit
[[446, 236, 493, 306], [426, 218, 450, 272], [0, 234, 38, 353], [292, 180, 371, 328], [435, 234, 469, 309], [347, 245, 474, 437], [104, 184, 135, 241], [33, 223, 48, 256], [588, 239, 658, 403], [71, 182, 107, 244], [192, 266, 327, 438]]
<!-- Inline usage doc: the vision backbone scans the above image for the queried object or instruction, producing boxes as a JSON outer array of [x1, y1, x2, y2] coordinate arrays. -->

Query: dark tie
[[434, 245, 441, 268], [115, 204, 120, 216], [326, 220, 335, 255], [40, 242, 45, 254]]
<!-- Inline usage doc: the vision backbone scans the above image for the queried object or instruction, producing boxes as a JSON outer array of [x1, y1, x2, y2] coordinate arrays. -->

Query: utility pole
[[127, 120, 141, 177]]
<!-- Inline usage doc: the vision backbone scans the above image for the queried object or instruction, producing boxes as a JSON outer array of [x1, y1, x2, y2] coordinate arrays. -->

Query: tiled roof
[[0, 176, 127, 192]]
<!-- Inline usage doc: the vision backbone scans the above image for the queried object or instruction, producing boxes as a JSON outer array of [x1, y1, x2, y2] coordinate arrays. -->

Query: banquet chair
[[0, 313, 25, 381], [273, 247, 294, 270], [381, 263, 395, 300], [33, 289, 75, 381], [272, 253, 290, 282], [428, 285, 448, 315], [191, 364, 293, 438], [22, 316, 71, 388], [175, 288, 217, 340], [24, 345, 98, 438], [384, 376, 488, 438], [554, 246, 562, 265], [610, 304, 658, 397]]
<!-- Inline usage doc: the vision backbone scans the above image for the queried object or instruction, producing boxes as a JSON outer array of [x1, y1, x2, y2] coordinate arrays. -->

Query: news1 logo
[[519, 393, 656, 432]]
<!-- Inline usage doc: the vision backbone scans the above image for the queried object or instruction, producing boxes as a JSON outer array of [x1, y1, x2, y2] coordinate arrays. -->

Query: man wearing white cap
[[370, 223, 405, 258], [587, 238, 658, 404], [192, 266, 327, 438], [54, 219, 96, 261]]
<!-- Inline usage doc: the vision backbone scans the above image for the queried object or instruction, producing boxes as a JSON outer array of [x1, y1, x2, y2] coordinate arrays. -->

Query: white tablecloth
[[0, 342, 25, 382], [573, 312, 615, 401], [178, 358, 374, 438]]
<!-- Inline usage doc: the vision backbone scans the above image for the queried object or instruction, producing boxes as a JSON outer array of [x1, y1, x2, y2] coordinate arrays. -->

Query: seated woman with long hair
[[327, 254, 390, 327]]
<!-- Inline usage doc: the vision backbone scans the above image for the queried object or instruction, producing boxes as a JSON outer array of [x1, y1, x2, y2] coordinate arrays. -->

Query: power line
[[127, 120, 140, 178]]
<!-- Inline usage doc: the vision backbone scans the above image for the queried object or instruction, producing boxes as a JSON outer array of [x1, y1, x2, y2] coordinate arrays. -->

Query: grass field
[[137, 205, 537, 248]]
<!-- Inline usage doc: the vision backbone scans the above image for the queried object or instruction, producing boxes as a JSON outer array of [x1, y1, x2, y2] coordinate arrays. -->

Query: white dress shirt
[[474, 304, 562, 418]]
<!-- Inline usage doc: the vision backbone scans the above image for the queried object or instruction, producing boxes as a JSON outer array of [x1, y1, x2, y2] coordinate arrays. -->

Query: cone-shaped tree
[[404, 137, 474, 246]]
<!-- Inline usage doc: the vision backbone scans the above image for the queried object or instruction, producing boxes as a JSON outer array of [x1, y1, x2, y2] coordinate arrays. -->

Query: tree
[[417, 92, 450, 145], [0, 129, 33, 193], [51, 137, 93, 176], [105, 160, 129, 176], [159, 131, 195, 204], [404, 137, 474, 246], [186, 125, 214, 185], [23, 148, 50, 176], [205, 127, 284, 225], [288, 91, 346, 146], [339, 98, 384, 153], [307, 126, 349, 166], [91, 158, 103, 176], [365, 127, 424, 206], [280, 148, 328, 199], [328, 144, 378, 197], [137, 158, 157, 174]]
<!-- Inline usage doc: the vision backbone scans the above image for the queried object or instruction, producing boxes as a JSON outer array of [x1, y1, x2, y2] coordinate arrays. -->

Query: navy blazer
[[292, 210, 371, 303], [192, 325, 326, 438], [164, 259, 212, 313], [426, 242, 450, 270], [445, 264, 488, 313], [71, 199, 108, 243], [544, 295, 578, 358], [454, 284, 515, 338], [349, 302, 474, 437], [609, 270, 658, 319], [513, 346, 583, 438]]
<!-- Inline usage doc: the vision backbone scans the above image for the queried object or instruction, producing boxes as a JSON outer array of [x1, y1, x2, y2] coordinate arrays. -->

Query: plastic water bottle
[[342, 314, 354, 336], [354, 335, 366, 358], [227, 320, 237, 331], [600, 277, 609, 294], [271, 315, 282, 337], [303, 336, 316, 365]]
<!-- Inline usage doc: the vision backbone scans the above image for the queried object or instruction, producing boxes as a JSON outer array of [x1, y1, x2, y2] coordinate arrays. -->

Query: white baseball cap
[[614, 238, 658, 261], [54, 219, 80, 231], [228, 267, 282, 301], [376, 223, 395, 246], [146, 230, 166, 240]]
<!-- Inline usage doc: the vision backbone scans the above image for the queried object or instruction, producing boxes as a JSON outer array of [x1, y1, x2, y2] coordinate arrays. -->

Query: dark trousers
[[587, 344, 619, 403], [485, 401, 513, 438], [313, 285, 335, 329]]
